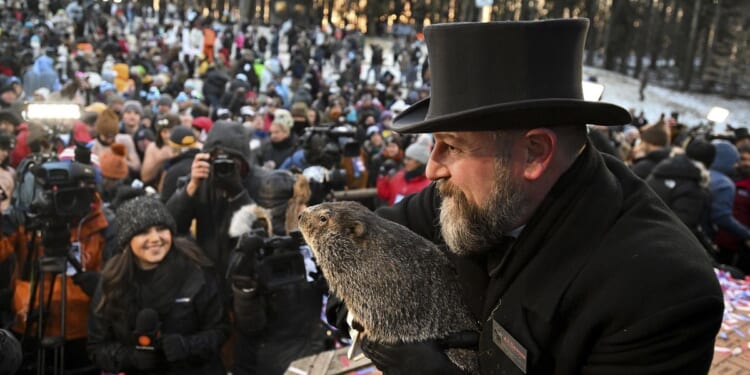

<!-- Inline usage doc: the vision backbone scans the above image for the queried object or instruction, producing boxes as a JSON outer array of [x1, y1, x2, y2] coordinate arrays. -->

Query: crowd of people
[[0, 1, 743, 374]]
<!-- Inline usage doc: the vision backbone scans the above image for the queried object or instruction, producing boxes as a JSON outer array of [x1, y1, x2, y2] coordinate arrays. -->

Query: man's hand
[[187, 153, 210, 197], [361, 337, 466, 375]]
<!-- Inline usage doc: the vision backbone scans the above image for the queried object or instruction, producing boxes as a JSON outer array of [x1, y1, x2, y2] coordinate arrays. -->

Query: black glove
[[325, 293, 350, 336], [128, 347, 161, 371], [72, 271, 99, 297], [361, 337, 466, 375], [161, 334, 189, 362]]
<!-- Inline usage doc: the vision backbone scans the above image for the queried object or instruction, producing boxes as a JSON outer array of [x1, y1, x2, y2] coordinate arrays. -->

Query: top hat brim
[[392, 97, 632, 134]]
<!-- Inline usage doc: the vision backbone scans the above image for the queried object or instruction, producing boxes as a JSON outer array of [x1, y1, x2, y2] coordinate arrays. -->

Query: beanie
[[639, 120, 669, 147], [192, 116, 213, 132], [115, 196, 176, 250], [158, 94, 173, 107], [168, 126, 198, 148], [685, 140, 716, 169], [122, 100, 144, 116], [84, 102, 107, 115], [96, 109, 120, 136], [272, 109, 294, 132], [100, 143, 129, 179], [405, 142, 431, 164]]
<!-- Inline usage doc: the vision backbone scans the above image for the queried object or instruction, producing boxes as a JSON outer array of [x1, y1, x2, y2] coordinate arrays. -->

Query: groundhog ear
[[350, 221, 366, 238]]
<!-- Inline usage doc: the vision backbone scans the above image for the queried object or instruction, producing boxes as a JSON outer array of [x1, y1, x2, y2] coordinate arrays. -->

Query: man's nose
[[425, 155, 449, 181]]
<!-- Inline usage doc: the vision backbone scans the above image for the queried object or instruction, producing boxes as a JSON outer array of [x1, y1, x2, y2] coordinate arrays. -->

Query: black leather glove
[[361, 337, 467, 375], [161, 334, 189, 362], [325, 293, 350, 336], [72, 271, 100, 297], [128, 347, 161, 371]]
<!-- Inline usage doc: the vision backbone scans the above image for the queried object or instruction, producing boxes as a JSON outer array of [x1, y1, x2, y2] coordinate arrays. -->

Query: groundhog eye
[[319, 215, 327, 223]]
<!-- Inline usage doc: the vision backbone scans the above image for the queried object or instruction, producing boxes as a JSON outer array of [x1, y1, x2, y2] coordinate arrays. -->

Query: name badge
[[492, 320, 527, 373]]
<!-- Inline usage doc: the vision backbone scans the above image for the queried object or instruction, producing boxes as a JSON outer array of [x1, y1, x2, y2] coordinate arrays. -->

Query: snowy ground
[[269, 32, 750, 133], [583, 66, 750, 132]]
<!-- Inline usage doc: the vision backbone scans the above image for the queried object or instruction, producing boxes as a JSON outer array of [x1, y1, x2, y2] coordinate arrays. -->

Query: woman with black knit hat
[[87, 196, 229, 375]]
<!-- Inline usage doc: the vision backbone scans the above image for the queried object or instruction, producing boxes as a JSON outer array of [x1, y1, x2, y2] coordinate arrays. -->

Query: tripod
[[22, 224, 81, 375]]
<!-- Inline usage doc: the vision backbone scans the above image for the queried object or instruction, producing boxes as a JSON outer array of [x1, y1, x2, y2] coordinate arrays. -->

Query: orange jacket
[[1, 200, 108, 340]]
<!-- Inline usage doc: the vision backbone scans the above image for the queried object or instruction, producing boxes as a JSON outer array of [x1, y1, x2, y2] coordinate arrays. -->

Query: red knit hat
[[100, 143, 129, 179], [192, 116, 213, 132]]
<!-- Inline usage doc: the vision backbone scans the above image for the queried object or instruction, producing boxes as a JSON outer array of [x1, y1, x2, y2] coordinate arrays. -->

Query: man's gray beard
[[438, 159, 527, 256]]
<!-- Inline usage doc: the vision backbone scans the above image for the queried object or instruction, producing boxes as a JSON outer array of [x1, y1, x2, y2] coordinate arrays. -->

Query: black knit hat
[[115, 196, 176, 250], [686, 139, 716, 169]]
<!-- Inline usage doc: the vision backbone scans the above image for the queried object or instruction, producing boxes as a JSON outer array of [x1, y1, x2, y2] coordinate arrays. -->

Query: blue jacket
[[708, 140, 750, 240]]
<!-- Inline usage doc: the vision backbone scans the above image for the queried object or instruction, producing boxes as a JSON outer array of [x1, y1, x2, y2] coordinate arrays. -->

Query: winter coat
[[630, 147, 671, 179], [232, 278, 328, 375], [716, 178, 750, 251], [1, 199, 108, 340], [707, 141, 750, 241], [166, 123, 268, 296], [646, 154, 710, 230], [376, 167, 430, 206], [88, 249, 229, 375], [22, 55, 61, 98], [377, 143, 723, 374], [202, 68, 229, 101], [258, 135, 298, 169], [161, 149, 200, 203]]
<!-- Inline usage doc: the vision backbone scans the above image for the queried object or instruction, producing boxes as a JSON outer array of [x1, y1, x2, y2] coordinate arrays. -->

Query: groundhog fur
[[298, 201, 478, 372]]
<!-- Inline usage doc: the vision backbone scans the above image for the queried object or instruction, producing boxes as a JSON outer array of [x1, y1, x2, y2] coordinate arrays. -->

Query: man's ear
[[521, 128, 557, 181]]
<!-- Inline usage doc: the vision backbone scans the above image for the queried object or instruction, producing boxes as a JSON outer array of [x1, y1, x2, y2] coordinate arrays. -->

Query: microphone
[[134, 308, 160, 351]]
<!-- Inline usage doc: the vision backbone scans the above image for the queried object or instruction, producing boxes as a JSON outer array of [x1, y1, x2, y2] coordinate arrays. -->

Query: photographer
[[228, 170, 329, 375], [166, 121, 269, 298], [88, 196, 229, 375], [0, 148, 108, 373]]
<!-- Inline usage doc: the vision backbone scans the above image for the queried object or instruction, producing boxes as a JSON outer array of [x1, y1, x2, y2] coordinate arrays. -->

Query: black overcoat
[[377, 143, 723, 374]]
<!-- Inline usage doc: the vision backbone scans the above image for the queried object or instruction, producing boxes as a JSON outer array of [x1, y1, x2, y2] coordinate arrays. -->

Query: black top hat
[[393, 19, 631, 133]]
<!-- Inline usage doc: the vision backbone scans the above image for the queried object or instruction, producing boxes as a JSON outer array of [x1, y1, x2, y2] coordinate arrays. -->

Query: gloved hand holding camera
[[187, 151, 245, 197], [211, 152, 245, 196]]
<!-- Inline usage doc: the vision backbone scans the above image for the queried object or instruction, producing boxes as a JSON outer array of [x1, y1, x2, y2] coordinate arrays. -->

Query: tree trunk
[[603, 0, 624, 70], [681, 0, 702, 91], [648, 0, 668, 69], [633, 0, 656, 79]]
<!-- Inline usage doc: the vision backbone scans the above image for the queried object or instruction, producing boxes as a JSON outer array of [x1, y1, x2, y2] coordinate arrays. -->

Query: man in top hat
[[356, 19, 723, 374]]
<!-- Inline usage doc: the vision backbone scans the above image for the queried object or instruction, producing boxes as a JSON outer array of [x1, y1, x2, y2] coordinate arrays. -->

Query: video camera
[[299, 124, 360, 201], [25, 147, 97, 258], [228, 229, 309, 292], [301, 124, 361, 170], [31, 160, 97, 220]]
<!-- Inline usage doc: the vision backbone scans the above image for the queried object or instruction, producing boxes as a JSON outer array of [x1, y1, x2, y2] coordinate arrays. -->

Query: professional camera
[[22, 146, 97, 258], [300, 124, 361, 170], [31, 160, 97, 220], [211, 152, 236, 178], [229, 229, 309, 292]]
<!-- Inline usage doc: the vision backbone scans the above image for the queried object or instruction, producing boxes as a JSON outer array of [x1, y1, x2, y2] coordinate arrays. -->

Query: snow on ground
[[584, 66, 750, 132], [277, 33, 749, 133]]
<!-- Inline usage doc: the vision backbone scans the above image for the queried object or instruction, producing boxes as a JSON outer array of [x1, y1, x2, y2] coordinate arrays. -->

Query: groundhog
[[298, 201, 478, 372]]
